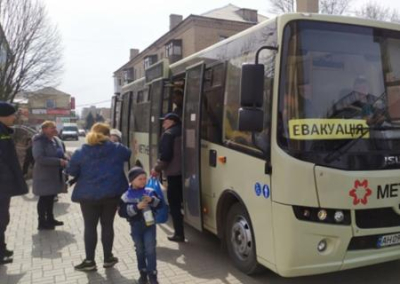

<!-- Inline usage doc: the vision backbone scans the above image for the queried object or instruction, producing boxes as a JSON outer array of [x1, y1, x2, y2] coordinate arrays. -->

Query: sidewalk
[[0, 182, 266, 284]]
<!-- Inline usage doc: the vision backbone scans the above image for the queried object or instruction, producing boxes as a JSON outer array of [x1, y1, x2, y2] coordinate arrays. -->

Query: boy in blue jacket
[[119, 167, 161, 284]]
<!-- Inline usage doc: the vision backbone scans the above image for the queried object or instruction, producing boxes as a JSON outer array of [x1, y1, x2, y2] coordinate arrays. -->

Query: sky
[[42, 0, 400, 114]]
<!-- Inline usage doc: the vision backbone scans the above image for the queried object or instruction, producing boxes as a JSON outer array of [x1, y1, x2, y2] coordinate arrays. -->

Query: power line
[[76, 100, 111, 107]]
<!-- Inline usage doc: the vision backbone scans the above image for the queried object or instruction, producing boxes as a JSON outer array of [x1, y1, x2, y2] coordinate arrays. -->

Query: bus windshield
[[278, 20, 400, 170]]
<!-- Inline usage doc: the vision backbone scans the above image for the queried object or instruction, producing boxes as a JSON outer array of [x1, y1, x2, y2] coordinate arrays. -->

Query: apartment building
[[113, 4, 267, 95]]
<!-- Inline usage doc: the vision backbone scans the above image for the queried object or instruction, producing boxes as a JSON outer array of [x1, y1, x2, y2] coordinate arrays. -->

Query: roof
[[114, 4, 268, 74], [30, 87, 72, 97], [201, 4, 268, 23]]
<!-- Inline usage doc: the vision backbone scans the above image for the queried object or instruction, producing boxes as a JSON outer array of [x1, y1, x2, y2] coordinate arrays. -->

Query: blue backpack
[[146, 177, 169, 224]]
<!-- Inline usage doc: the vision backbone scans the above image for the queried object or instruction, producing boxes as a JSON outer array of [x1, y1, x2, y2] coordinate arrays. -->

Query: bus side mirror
[[238, 108, 264, 132], [240, 64, 264, 107]]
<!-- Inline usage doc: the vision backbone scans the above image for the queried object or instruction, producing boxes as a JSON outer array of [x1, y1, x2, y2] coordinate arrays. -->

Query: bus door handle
[[209, 150, 217, 167]]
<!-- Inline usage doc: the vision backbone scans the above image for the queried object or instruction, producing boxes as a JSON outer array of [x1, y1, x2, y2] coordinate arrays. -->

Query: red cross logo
[[349, 179, 372, 205]]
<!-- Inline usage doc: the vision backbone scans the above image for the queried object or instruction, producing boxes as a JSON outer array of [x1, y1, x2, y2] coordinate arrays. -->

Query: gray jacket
[[32, 133, 66, 196], [154, 123, 182, 177]]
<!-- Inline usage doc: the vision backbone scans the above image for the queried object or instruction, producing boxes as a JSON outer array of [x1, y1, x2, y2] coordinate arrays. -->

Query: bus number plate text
[[377, 233, 400, 248]]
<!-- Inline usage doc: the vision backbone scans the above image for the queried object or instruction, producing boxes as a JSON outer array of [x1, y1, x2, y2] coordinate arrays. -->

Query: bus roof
[[169, 12, 400, 71]]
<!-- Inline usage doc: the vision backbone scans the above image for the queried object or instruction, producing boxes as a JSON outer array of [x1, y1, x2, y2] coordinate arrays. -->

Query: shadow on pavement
[[161, 223, 400, 284], [82, 267, 132, 284], [31, 230, 75, 259], [258, 260, 400, 284], [0, 265, 26, 284]]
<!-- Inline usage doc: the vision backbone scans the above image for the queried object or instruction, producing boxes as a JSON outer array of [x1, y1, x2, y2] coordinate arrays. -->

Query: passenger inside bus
[[297, 83, 318, 118], [172, 89, 183, 118], [329, 76, 386, 125]]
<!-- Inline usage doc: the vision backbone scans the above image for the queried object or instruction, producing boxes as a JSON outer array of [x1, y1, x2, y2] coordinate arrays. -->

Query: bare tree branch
[[269, 0, 295, 14], [356, 1, 400, 22], [0, 0, 63, 102], [320, 0, 353, 15], [268, 0, 353, 15]]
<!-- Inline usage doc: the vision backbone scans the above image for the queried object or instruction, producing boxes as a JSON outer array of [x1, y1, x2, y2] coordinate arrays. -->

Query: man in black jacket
[[151, 113, 184, 242], [0, 102, 28, 264]]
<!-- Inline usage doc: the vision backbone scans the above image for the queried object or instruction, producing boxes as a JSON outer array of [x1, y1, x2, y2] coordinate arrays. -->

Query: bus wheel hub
[[231, 217, 252, 260]]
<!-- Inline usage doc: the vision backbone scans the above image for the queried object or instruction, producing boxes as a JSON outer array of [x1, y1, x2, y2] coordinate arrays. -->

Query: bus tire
[[225, 203, 260, 275]]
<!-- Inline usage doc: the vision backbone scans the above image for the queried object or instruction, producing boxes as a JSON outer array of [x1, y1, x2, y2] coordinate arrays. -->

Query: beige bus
[[112, 13, 400, 277]]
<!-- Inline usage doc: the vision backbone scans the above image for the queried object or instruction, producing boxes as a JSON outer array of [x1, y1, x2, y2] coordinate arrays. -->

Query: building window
[[123, 67, 134, 83], [46, 99, 55, 109], [144, 54, 158, 70], [165, 39, 182, 62]]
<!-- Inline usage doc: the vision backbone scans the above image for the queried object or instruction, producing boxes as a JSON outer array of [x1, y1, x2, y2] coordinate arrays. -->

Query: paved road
[[1, 139, 399, 283]]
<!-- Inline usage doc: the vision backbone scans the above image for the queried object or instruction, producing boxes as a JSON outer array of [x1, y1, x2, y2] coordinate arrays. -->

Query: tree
[[356, 1, 400, 22], [85, 112, 95, 130], [320, 0, 353, 15], [268, 0, 353, 15], [95, 113, 105, 123], [269, 0, 295, 14], [0, 0, 63, 102]]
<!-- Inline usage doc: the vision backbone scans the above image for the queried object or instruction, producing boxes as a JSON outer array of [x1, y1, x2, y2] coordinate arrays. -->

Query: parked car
[[78, 129, 86, 137], [60, 123, 79, 141]]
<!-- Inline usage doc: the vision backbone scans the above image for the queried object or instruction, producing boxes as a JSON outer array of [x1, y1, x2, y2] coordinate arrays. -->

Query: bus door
[[182, 62, 205, 231], [149, 78, 165, 170]]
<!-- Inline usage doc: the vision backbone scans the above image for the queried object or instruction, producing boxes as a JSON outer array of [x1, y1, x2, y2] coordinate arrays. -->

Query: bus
[[112, 13, 400, 277]]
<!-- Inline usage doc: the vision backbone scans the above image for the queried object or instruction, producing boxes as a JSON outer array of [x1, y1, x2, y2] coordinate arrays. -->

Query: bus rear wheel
[[225, 203, 260, 275]]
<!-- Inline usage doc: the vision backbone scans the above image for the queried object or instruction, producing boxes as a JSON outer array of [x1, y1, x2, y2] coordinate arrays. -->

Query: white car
[[60, 124, 79, 141]]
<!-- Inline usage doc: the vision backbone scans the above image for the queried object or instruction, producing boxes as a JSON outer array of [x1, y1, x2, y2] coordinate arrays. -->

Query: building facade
[[113, 4, 267, 95], [16, 87, 76, 130]]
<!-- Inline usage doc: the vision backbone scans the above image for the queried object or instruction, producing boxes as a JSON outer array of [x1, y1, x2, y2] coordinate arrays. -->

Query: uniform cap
[[160, 112, 180, 123], [0, 101, 16, 117]]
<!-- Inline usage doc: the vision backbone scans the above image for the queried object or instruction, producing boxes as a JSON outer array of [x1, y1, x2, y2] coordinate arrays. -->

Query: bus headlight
[[334, 211, 345, 223], [293, 206, 351, 225], [317, 209, 328, 221]]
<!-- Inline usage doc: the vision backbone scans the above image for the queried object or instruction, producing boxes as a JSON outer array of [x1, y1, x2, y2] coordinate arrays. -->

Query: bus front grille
[[355, 207, 400, 229]]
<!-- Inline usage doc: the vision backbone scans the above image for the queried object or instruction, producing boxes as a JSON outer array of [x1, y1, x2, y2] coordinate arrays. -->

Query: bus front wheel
[[225, 203, 260, 274]]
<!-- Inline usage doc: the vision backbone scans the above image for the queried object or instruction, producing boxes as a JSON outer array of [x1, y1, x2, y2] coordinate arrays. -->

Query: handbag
[[146, 177, 169, 224]]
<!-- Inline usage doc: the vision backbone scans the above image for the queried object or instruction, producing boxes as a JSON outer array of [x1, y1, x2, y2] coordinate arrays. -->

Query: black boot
[[0, 255, 12, 265], [3, 249, 13, 257], [38, 219, 55, 230], [47, 218, 64, 226], [138, 271, 148, 284], [148, 272, 159, 284]]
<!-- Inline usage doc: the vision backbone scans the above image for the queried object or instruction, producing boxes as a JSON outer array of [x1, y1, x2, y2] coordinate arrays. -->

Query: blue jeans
[[130, 220, 157, 274]]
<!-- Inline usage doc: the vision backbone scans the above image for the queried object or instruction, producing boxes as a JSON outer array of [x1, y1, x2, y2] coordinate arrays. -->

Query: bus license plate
[[377, 233, 400, 248]]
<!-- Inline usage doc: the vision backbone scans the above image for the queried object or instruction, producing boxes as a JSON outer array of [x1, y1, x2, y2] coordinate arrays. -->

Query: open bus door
[[149, 78, 165, 170], [182, 62, 205, 231]]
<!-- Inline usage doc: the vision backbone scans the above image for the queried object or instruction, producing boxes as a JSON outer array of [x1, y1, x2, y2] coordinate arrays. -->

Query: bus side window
[[201, 64, 225, 144], [224, 50, 274, 156], [224, 61, 253, 147], [134, 89, 150, 133]]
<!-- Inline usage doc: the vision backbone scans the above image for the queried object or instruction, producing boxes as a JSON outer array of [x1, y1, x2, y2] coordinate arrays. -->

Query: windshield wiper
[[323, 127, 370, 163], [323, 125, 400, 163]]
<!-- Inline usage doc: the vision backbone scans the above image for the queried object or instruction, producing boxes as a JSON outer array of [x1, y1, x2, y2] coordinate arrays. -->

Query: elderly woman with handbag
[[32, 121, 68, 230]]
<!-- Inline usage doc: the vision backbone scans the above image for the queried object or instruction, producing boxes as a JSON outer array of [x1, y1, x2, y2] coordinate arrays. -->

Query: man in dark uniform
[[0, 102, 28, 264], [151, 113, 184, 242]]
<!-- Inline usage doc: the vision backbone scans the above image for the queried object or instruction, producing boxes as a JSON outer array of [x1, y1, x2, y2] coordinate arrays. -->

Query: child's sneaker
[[103, 255, 118, 268], [74, 259, 97, 271]]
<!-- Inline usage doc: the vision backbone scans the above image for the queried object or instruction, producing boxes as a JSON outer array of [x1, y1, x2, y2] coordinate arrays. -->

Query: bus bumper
[[271, 202, 400, 277]]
